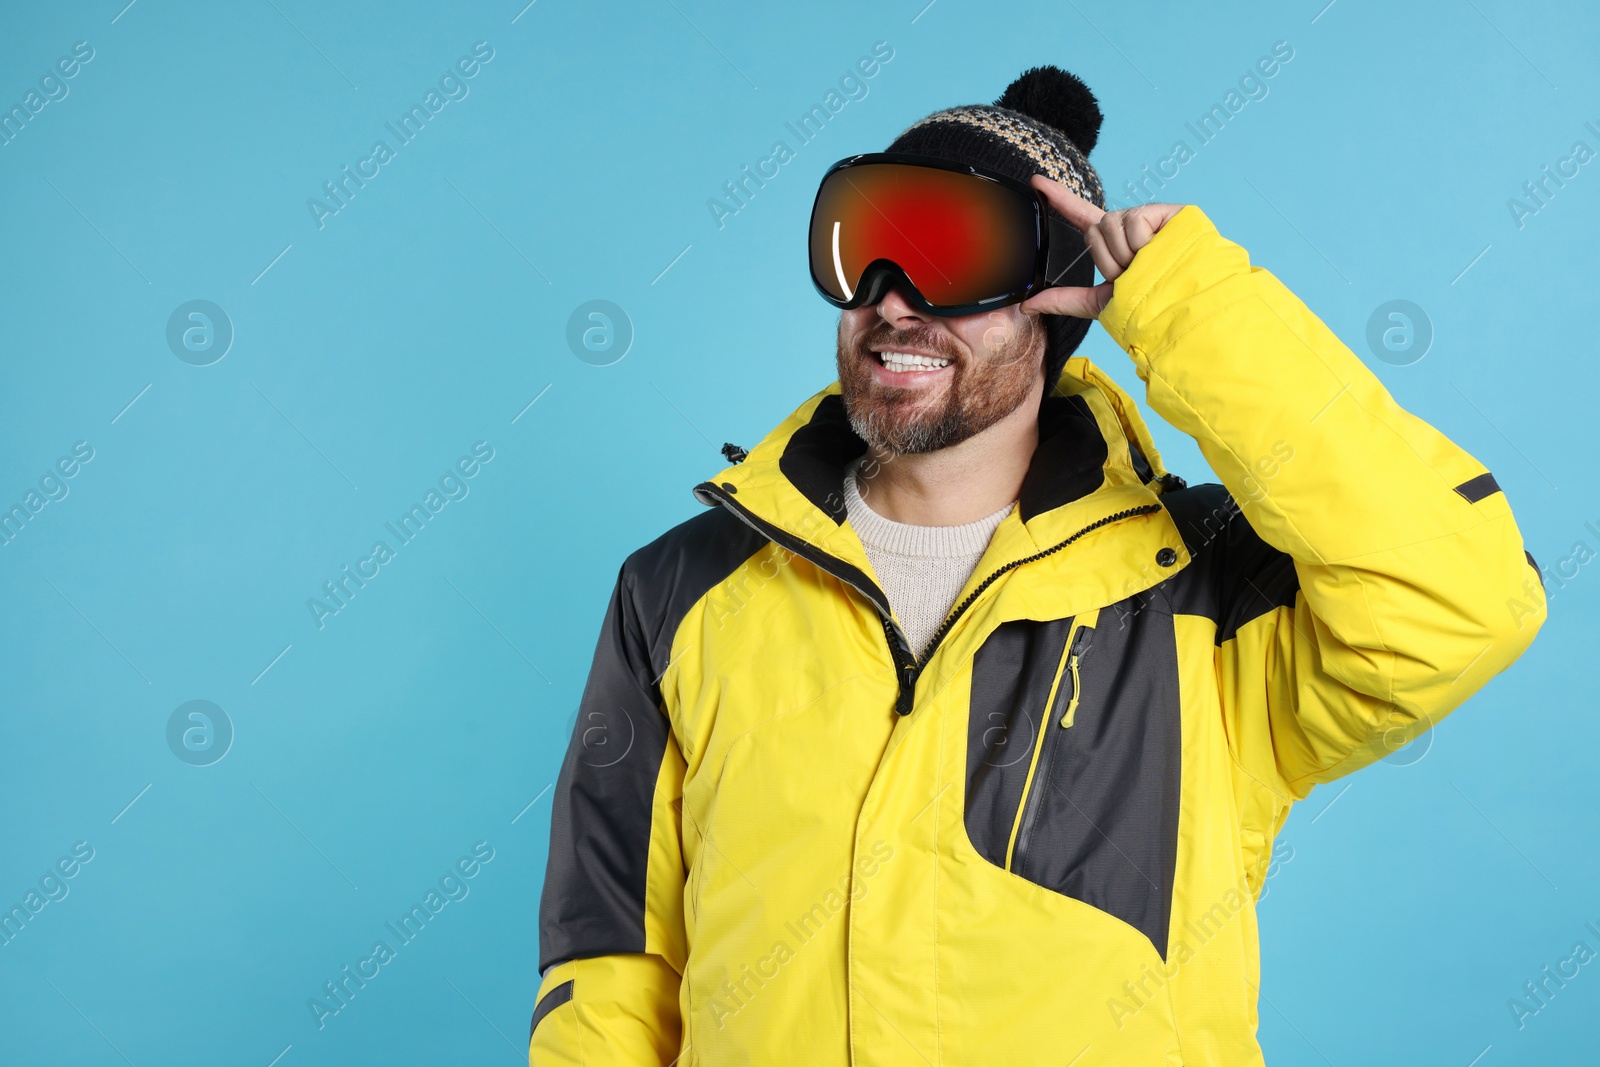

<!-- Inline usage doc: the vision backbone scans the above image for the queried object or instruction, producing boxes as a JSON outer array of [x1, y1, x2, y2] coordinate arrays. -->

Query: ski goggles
[[807, 152, 1089, 317]]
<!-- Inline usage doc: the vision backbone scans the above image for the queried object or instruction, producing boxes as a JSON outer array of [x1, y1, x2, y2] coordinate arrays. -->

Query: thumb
[[1021, 281, 1113, 320]]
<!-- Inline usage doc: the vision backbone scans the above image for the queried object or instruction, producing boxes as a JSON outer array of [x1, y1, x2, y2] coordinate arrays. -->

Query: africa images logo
[[307, 842, 495, 1030], [306, 42, 495, 230], [705, 41, 895, 230], [306, 441, 495, 630]]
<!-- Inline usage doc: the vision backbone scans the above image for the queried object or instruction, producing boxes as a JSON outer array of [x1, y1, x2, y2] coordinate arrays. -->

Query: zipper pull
[[883, 616, 919, 716], [1058, 627, 1093, 728], [895, 662, 917, 716], [1058, 654, 1081, 728]]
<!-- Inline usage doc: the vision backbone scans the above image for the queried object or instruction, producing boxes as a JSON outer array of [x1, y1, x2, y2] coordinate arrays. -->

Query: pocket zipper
[[1010, 618, 1097, 871], [1003, 620, 1076, 871]]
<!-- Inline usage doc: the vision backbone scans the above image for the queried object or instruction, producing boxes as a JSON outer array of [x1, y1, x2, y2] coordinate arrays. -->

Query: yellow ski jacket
[[528, 205, 1546, 1066]]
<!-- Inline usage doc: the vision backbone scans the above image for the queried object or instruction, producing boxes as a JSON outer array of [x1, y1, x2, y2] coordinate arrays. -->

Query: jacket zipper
[[1012, 623, 1095, 870], [906, 504, 1161, 708], [700, 485, 922, 711], [703, 485, 1159, 719]]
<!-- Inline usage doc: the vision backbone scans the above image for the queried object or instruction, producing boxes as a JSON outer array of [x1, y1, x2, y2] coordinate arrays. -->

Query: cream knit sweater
[[842, 456, 1014, 660]]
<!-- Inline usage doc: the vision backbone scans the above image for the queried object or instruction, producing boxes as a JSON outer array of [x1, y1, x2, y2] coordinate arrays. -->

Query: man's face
[[836, 286, 1047, 455]]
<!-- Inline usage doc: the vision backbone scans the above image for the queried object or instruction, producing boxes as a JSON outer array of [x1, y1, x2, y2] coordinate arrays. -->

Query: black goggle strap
[[1044, 213, 1094, 289]]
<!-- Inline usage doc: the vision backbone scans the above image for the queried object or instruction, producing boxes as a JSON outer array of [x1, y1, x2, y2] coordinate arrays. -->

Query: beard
[[836, 313, 1046, 455]]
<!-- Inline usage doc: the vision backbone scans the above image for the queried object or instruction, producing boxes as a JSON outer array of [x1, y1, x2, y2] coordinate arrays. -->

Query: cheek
[[970, 314, 1032, 359], [841, 309, 876, 337]]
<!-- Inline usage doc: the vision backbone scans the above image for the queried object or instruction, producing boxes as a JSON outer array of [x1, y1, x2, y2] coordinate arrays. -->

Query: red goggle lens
[[809, 162, 1041, 310]]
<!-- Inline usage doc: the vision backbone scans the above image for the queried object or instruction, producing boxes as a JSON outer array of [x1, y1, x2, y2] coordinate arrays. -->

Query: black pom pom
[[994, 66, 1103, 155]]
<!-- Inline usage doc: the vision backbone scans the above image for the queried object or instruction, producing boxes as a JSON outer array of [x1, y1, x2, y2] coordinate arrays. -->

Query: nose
[[874, 284, 932, 330]]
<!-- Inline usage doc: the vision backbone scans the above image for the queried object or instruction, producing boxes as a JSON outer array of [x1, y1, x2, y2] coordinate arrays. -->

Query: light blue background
[[2, 1, 1595, 1064]]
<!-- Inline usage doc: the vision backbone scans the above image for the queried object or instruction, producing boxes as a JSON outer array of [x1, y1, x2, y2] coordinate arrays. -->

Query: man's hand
[[1020, 175, 1186, 319]]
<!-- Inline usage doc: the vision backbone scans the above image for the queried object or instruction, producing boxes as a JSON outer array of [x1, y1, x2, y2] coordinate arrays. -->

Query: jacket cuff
[[1097, 203, 1252, 363]]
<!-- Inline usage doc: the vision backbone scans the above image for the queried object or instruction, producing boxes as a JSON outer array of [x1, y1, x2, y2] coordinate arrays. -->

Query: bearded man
[[528, 65, 1545, 1067]]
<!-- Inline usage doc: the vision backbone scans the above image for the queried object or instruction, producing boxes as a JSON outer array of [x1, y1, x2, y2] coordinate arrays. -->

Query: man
[[528, 66, 1545, 1066]]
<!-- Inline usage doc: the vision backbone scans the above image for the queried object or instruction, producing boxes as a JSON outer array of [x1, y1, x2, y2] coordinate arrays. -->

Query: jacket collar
[[693, 356, 1188, 618]]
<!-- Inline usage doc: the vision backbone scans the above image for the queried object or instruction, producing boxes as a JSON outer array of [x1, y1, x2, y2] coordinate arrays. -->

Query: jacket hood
[[693, 356, 1186, 618]]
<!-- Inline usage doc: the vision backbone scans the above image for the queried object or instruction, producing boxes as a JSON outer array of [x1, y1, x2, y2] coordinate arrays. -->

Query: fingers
[[1037, 175, 1132, 280], [1029, 174, 1103, 232], [1033, 173, 1188, 264], [1020, 280, 1113, 320], [1021, 179, 1190, 319], [1079, 224, 1119, 285], [1123, 207, 1155, 254], [1034, 174, 1130, 274], [1095, 214, 1135, 278]]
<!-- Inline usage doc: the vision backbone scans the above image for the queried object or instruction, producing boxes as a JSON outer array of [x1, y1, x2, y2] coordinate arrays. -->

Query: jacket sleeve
[[530, 562, 688, 1065], [1099, 205, 1547, 806]]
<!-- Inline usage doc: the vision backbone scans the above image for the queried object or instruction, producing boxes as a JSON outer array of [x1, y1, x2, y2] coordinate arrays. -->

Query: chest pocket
[[963, 597, 1183, 959]]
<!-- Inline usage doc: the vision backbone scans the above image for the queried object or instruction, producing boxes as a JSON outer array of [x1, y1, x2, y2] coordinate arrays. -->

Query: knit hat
[[884, 66, 1106, 394]]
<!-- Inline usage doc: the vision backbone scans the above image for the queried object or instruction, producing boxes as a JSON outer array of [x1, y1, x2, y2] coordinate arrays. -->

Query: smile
[[874, 350, 952, 373]]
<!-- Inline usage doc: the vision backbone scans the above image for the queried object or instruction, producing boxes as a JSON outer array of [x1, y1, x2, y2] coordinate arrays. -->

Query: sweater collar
[[842, 455, 1015, 559]]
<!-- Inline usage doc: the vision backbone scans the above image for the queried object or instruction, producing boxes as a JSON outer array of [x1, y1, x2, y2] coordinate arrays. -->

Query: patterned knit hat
[[885, 66, 1105, 394]]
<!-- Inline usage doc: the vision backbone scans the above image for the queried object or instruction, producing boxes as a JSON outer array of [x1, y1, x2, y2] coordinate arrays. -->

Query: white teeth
[[877, 350, 951, 371]]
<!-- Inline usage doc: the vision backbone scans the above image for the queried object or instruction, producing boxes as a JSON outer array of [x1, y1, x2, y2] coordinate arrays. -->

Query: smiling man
[[528, 67, 1546, 1067]]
